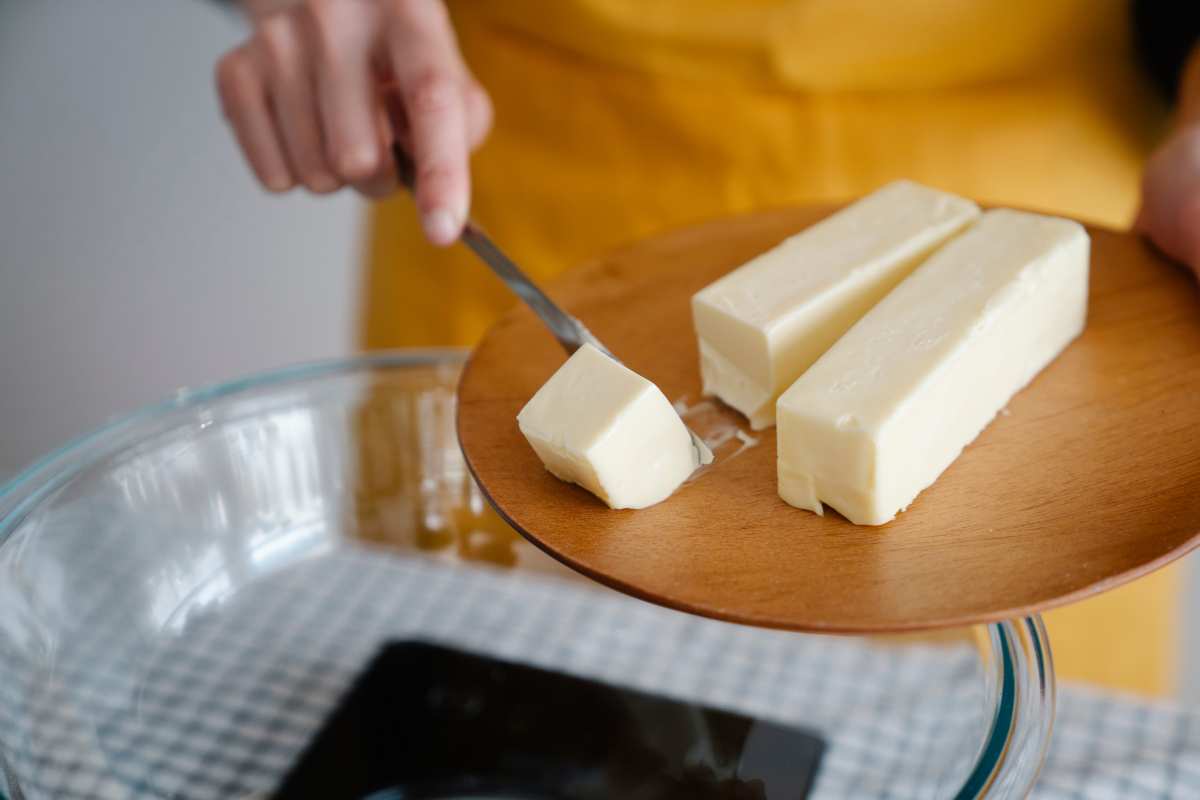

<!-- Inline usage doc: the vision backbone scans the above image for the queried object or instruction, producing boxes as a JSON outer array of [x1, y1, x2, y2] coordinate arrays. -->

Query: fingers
[[384, 0, 473, 245], [406, 71, 470, 243], [464, 75, 494, 151], [215, 46, 294, 192], [215, 0, 495, 240], [309, 0, 386, 187], [348, 104, 401, 199], [258, 11, 340, 193]]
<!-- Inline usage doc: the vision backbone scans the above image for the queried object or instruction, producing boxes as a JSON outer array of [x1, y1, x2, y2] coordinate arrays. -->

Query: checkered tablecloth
[[2, 533, 1200, 799]]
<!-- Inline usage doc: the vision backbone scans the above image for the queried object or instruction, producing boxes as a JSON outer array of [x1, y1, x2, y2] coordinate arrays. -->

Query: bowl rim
[[0, 349, 467, 541]]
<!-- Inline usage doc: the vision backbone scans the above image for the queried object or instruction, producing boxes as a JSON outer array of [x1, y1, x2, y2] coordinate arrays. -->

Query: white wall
[[0, 0, 362, 481]]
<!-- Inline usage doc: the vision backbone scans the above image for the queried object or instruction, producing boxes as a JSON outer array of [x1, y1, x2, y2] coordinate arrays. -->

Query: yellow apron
[[361, 0, 1179, 696]]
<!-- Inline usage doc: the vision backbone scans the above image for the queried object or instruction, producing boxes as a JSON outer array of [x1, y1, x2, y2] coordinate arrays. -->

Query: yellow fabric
[[361, 0, 1179, 696]]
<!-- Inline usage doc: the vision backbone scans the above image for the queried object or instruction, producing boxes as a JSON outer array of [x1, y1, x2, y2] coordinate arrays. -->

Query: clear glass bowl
[[0, 351, 1053, 799]]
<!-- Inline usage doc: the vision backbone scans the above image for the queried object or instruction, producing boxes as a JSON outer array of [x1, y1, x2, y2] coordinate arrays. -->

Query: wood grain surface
[[457, 205, 1200, 633]]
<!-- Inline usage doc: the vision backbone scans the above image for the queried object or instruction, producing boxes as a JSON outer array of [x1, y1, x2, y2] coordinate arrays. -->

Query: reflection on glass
[[352, 363, 560, 574]]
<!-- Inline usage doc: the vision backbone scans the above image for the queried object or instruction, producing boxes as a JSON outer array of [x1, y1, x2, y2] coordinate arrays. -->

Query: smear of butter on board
[[672, 396, 759, 480]]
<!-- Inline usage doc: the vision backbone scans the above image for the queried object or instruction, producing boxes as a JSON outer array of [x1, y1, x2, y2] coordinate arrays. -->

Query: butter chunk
[[692, 180, 980, 429], [777, 209, 1090, 525], [517, 343, 700, 509]]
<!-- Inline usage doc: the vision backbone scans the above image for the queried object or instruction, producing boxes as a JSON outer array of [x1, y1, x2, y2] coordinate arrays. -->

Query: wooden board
[[457, 206, 1200, 633]]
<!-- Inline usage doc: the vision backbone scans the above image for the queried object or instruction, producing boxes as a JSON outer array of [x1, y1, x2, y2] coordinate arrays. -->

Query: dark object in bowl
[[273, 641, 826, 800]]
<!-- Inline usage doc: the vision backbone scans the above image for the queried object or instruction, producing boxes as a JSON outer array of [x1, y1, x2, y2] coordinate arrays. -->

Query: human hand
[[1135, 46, 1200, 280], [1135, 123, 1200, 280], [215, 0, 492, 245]]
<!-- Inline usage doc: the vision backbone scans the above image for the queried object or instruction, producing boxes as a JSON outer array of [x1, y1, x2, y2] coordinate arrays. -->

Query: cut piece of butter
[[692, 180, 980, 429], [517, 343, 700, 509], [777, 208, 1090, 525]]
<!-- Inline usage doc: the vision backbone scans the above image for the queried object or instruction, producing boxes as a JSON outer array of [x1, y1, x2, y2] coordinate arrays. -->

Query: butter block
[[692, 180, 980, 429], [777, 208, 1089, 525], [517, 343, 700, 509]]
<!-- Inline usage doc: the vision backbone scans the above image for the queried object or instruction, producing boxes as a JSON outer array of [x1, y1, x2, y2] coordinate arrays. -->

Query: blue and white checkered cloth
[[2, 532, 1200, 799]]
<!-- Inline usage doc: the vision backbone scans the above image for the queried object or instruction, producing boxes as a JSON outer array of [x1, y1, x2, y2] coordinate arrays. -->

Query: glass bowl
[[0, 351, 1053, 799]]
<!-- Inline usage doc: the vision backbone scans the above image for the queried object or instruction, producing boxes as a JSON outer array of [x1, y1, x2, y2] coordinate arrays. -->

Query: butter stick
[[777, 209, 1089, 525], [692, 180, 980, 429]]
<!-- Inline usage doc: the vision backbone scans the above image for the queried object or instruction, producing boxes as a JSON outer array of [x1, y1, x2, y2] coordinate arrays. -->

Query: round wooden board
[[457, 206, 1200, 633]]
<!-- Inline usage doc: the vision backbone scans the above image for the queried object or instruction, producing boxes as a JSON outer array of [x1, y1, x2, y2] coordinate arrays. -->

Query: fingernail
[[423, 208, 459, 245], [265, 174, 291, 193], [310, 173, 339, 193]]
